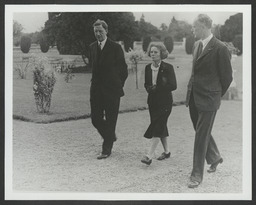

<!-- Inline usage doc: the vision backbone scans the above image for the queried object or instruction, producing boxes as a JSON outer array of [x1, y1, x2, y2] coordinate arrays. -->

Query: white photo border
[[5, 4, 252, 201]]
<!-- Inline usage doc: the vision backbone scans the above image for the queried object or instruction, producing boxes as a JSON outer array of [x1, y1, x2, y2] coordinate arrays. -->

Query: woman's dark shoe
[[141, 156, 152, 165], [207, 158, 223, 173], [157, 152, 171, 160]]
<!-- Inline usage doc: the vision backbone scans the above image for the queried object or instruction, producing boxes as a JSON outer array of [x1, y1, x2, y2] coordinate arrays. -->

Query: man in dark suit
[[89, 19, 128, 159], [185, 14, 233, 188]]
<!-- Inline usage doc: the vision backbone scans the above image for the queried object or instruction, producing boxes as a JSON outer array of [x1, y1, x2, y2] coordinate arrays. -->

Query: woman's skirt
[[144, 104, 172, 139]]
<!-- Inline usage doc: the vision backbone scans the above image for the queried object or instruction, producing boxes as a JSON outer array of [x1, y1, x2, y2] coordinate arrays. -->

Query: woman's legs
[[160, 137, 170, 154], [147, 137, 160, 159]]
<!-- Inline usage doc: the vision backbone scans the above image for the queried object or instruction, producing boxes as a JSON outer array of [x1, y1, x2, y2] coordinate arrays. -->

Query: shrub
[[223, 42, 238, 55], [123, 37, 134, 52], [164, 36, 174, 54], [39, 37, 49, 53], [185, 34, 195, 55], [127, 48, 144, 89], [31, 56, 56, 113], [20, 35, 31, 53], [142, 36, 151, 52], [55, 60, 75, 83], [64, 67, 75, 83], [232, 34, 242, 56], [15, 57, 30, 79], [13, 37, 20, 47]]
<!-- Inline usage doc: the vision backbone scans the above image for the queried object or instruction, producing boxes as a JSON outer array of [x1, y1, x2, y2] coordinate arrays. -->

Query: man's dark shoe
[[141, 156, 152, 165], [188, 180, 200, 188], [207, 158, 223, 173], [157, 152, 171, 160], [97, 153, 110, 160]]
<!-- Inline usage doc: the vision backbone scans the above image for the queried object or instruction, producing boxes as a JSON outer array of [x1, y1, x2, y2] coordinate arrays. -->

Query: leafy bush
[[64, 67, 75, 83], [55, 60, 75, 83], [20, 35, 31, 53], [185, 34, 195, 55], [15, 57, 30, 79], [163, 36, 174, 54], [31, 56, 56, 113], [232, 34, 242, 56], [142, 36, 151, 52], [39, 37, 50, 53]]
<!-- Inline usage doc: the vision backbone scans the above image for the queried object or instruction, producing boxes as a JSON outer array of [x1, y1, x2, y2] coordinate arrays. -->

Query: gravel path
[[12, 100, 242, 194]]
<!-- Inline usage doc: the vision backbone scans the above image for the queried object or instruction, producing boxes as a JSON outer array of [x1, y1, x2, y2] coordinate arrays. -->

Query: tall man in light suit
[[89, 19, 128, 159], [186, 14, 233, 188]]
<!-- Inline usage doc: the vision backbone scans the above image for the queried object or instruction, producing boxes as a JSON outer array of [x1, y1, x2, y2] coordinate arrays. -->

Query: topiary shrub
[[14, 37, 20, 47], [142, 36, 151, 52], [164, 36, 174, 54], [20, 35, 31, 53], [123, 37, 134, 52], [232, 34, 242, 56], [185, 34, 195, 55], [39, 36, 49, 53]]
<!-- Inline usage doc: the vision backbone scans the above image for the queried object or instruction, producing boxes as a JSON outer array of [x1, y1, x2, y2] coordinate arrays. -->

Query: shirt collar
[[151, 61, 161, 71], [98, 38, 107, 49], [201, 33, 213, 50]]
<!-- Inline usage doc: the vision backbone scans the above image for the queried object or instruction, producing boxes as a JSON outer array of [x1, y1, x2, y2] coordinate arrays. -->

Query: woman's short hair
[[195, 14, 213, 29], [93, 19, 108, 32], [147, 42, 169, 60]]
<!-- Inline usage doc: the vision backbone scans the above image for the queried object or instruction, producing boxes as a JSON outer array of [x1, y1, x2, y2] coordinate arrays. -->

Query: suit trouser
[[189, 92, 222, 183], [90, 86, 120, 155]]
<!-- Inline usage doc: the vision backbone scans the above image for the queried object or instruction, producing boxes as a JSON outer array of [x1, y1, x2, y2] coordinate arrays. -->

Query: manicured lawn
[[12, 45, 242, 123]]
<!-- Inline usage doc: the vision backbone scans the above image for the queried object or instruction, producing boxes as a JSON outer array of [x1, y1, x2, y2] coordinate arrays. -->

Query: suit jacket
[[185, 36, 233, 111], [145, 61, 177, 108], [89, 38, 128, 98]]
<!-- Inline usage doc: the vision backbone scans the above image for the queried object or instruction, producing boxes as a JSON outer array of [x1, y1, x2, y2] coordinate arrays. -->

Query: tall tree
[[220, 13, 242, 42], [212, 24, 222, 40], [43, 12, 140, 64], [168, 17, 192, 41], [138, 14, 158, 40], [13, 20, 23, 46], [13, 20, 23, 37], [160, 23, 168, 31]]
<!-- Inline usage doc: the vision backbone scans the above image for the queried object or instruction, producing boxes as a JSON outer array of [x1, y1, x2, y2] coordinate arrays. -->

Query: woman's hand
[[146, 85, 157, 93]]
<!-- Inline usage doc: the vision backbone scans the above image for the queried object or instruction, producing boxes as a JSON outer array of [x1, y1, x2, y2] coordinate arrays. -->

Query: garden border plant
[[31, 55, 56, 113]]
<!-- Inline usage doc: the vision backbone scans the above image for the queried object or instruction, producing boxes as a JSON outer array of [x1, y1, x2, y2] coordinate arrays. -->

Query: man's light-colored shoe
[[188, 180, 200, 188]]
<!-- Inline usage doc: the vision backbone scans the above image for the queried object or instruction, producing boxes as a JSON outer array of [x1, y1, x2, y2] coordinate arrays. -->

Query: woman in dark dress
[[141, 42, 177, 165]]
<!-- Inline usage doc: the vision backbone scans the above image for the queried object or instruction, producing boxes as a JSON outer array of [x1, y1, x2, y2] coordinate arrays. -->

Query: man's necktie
[[196, 41, 203, 60], [97, 42, 102, 63], [98, 42, 102, 51]]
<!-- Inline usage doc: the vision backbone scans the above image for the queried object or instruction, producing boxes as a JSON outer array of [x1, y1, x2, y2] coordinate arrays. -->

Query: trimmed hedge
[[185, 34, 195, 55], [123, 37, 134, 52], [164, 36, 174, 54], [40, 37, 50, 53], [20, 35, 31, 53], [232, 34, 242, 56], [142, 36, 151, 52]]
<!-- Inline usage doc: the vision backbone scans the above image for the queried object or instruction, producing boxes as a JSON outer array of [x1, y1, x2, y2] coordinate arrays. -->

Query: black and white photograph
[[4, 4, 252, 201]]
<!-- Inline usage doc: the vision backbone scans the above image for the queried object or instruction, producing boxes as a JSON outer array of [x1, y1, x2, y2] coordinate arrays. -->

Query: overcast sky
[[13, 12, 238, 33]]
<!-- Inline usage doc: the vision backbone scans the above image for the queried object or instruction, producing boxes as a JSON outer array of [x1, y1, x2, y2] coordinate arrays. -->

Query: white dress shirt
[[151, 62, 161, 85], [201, 33, 213, 51], [98, 38, 107, 50]]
